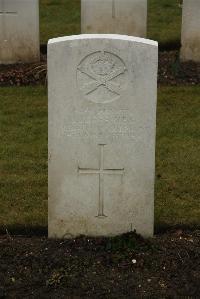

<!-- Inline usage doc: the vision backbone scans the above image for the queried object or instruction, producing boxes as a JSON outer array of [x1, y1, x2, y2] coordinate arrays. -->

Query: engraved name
[[63, 109, 150, 139]]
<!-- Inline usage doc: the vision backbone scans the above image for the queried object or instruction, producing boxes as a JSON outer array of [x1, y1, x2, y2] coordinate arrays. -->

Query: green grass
[[148, 0, 182, 46], [0, 87, 47, 230], [40, 0, 81, 44], [156, 86, 200, 228], [40, 0, 182, 46], [0, 86, 199, 231]]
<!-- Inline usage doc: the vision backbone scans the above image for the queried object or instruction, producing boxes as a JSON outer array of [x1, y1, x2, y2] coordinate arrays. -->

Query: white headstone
[[0, 0, 40, 64], [81, 0, 147, 37], [180, 0, 200, 62], [48, 34, 158, 238]]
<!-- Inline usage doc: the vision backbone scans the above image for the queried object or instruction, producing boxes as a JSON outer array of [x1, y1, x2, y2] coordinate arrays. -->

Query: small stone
[[147, 279, 151, 282]]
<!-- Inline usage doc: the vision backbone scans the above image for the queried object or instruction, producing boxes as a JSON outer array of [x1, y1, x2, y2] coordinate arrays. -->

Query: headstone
[[81, 0, 147, 37], [0, 0, 40, 64], [48, 34, 158, 238], [180, 0, 200, 62]]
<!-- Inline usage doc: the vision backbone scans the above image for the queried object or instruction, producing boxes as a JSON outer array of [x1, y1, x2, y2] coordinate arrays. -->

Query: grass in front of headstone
[[0, 87, 47, 232], [40, 0, 181, 47], [156, 86, 200, 230], [0, 86, 199, 233]]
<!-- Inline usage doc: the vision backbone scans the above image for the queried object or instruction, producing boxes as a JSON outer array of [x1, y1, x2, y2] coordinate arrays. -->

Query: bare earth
[[0, 230, 200, 298]]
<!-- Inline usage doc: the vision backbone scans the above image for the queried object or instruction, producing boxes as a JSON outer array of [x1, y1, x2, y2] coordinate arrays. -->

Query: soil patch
[[0, 51, 200, 87], [159, 51, 200, 86], [0, 55, 47, 87], [0, 229, 200, 298]]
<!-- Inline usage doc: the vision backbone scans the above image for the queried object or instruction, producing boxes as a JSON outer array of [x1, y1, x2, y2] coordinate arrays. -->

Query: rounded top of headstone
[[48, 34, 158, 47]]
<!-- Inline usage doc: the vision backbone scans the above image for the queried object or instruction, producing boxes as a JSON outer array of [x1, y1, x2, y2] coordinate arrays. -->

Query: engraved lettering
[[63, 110, 150, 140]]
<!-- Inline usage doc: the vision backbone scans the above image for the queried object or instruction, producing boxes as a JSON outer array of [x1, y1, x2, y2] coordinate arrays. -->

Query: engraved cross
[[112, 0, 116, 18], [0, 0, 18, 41], [78, 144, 124, 218]]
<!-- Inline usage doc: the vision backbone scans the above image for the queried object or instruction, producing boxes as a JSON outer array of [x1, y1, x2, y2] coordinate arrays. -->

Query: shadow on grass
[[1, 223, 200, 238], [0, 225, 48, 237], [159, 40, 181, 52]]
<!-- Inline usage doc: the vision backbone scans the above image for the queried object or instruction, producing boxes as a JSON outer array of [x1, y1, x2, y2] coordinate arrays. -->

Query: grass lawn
[[40, 0, 182, 46], [40, 0, 81, 44], [156, 86, 200, 229], [148, 0, 182, 46], [0, 87, 47, 231], [0, 86, 199, 232]]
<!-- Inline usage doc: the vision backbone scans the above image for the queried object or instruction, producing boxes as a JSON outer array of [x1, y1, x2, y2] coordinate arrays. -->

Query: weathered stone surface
[[180, 0, 200, 62], [0, 0, 40, 64], [48, 34, 158, 238], [81, 0, 147, 37]]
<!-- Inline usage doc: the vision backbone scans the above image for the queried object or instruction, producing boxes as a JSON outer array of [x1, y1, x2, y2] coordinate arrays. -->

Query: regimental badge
[[77, 51, 128, 104]]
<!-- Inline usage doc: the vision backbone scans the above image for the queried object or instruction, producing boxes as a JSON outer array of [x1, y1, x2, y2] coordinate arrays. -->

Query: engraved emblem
[[77, 51, 128, 104]]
